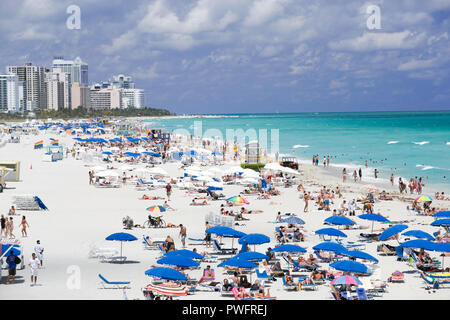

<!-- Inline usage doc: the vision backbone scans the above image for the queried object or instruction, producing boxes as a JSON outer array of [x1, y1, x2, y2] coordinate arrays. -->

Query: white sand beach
[[0, 123, 449, 300]]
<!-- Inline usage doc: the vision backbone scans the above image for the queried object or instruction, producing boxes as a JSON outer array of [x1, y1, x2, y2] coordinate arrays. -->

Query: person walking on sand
[[21, 216, 29, 237], [29, 252, 40, 286], [1, 214, 6, 238], [34, 240, 44, 267], [7, 217, 15, 239], [390, 174, 394, 186], [205, 221, 212, 248], [179, 224, 187, 248], [342, 168, 347, 183], [353, 170, 357, 182], [303, 192, 309, 212], [5, 251, 19, 284], [358, 168, 362, 181], [165, 183, 172, 201]]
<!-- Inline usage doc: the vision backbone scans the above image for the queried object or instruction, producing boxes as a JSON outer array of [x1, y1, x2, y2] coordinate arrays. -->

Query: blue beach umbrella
[[105, 232, 138, 262], [281, 216, 305, 225], [145, 267, 187, 281], [315, 227, 347, 238], [358, 213, 390, 233], [431, 219, 450, 227], [324, 216, 355, 226], [165, 249, 204, 260], [400, 239, 437, 251], [433, 211, 450, 218], [218, 257, 257, 269], [238, 233, 270, 245], [345, 250, 378, 263], [272, 244, 307, 253], [234, 252, 269, 261], [402, 230, 435, 240], [157, 255, 200, 268], [205, 226, 246, 238], [330, 260, 371, 275], [378, 224, 408, 241], [313, 242, 348, 254], [102, 151, 113, 155]]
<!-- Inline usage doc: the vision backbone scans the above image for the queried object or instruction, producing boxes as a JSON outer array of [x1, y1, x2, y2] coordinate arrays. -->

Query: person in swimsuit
[[21, 216, 29, 237], [1, 214, 6, 238]]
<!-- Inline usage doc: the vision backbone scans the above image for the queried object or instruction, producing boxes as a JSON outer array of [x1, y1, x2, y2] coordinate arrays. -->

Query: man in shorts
[[34, 240, 44, 267], [6, 250, 17, 284], [29, 252, 41, 286], [179, 224, 187, 248], [165, 183, 172, 201]]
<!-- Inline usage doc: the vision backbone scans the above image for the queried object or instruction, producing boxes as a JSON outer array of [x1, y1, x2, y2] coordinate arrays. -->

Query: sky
[[0, 0, 449, 114]]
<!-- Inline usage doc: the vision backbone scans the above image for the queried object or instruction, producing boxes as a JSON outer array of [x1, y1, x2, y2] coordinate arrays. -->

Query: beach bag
[[15, 256, 21, 265]]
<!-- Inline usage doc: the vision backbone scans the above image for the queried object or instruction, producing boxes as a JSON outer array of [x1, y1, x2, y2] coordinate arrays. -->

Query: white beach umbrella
[[196, 175, 214, 182], [95, 170, 119, 177], [242, 169, 260, 178], [207, 181, 223, 188], [264, 162, 284, 171], [240, 177, 259, 185], [223, 166, 244, 175], [280, 167, 300, 175]]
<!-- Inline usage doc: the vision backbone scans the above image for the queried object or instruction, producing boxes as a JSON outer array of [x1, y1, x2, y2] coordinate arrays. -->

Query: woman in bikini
[[21, 216, 29, 237]]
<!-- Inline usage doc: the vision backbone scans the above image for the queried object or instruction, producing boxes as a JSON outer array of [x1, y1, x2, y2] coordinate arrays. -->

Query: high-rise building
[[0, 73, 21, 113], [6, 63, 47, 110], [45, 72, 65, 110], [71, 82, 90, 109], [52, 56, 88, 85], [110, 74, 135, 89], [51, 68, 71, 109], [121, 88, 145, 109], [89, 85, 121, 110]]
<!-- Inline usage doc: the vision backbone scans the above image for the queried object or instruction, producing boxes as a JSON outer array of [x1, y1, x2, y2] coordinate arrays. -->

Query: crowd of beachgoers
[[0, 118, 449, 300]]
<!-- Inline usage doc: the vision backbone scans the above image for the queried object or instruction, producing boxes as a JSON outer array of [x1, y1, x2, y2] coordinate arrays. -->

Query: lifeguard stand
[[45, 145, 64, 161], [244, 140, 262, 164]]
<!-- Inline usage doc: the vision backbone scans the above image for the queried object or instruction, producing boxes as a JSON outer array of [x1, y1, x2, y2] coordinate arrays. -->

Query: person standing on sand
[[7, 217, 15, 239], [179, 224, 187, 248], [29, 252, 40, 286], [353, 170, 357, 182], [89, 171, 93, 185], [342, 168, 347, 183], [21, 216, 29, 237], [390, 174, 394, 186], [358, 168, 362, 181], [165, 183, 172, 201], [303, 192, 309, 212], [1, 214, 6, 238], [205, 222, 212, 248], [34, 240, 44, 267]]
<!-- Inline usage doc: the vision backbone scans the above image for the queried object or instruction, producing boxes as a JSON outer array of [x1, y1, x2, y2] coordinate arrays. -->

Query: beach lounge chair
[[231, 287, 255, 300], [340, 291, 354, 300], [142, 235, 162, 250], [292, 260, 318, 272], [298, 279, 318, 291], [356, 288, 371, 300], [213, 239, 237, 255], [314, 250, 334, 263], [256, 269, 273, 282], [282, 275, 298, 291], [377, 244, 397, 256], [419, 272, 450, 288], [98, 274, 130, 289]]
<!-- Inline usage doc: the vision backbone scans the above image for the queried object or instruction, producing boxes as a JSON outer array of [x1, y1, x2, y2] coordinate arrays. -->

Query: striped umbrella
[[146, 205, 167, 213], [144, 283, 188, 296], [415, 195, 432, 202], [226, 195, 249, 204]]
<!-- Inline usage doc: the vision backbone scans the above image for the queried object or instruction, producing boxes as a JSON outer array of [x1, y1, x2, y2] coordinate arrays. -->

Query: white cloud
[[397, 58, 439, 71], [329, 31, 426, 51]]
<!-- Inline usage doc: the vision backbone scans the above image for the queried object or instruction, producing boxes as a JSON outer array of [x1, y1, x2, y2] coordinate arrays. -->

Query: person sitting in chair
[[198, 265, 215, 284]]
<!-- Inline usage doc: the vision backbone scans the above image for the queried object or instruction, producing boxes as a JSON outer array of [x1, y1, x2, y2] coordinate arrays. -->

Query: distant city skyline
[[0, 0, 449, 114]]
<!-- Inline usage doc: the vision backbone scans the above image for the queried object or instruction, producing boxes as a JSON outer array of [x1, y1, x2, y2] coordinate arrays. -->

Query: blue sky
[[0, 0, 449, 114]]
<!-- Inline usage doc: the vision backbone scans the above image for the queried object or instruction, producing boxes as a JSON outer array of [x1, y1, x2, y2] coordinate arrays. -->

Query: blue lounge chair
[[256, 269, 273, 281], [356, 288, 370, 300], [340, 291, 353, 300], [293, 260, 318, 271], [98, 274, 130, 289], [282, 275, 298, 291], [213, 239, 237, 255]]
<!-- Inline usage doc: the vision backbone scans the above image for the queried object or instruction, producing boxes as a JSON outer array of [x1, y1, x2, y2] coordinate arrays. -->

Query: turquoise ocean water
[[145, 111, 450, 190]]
